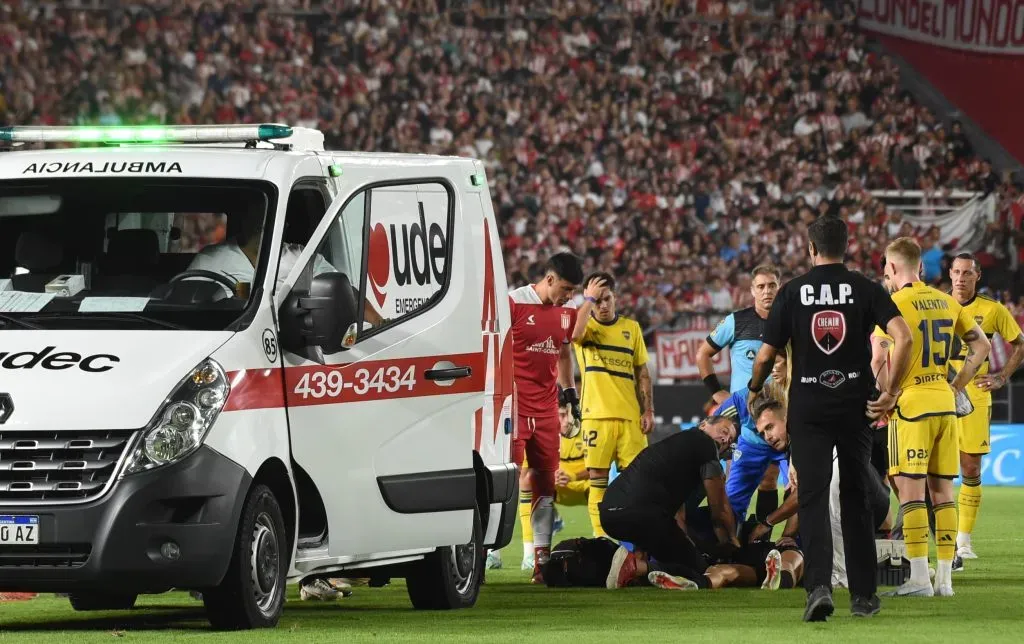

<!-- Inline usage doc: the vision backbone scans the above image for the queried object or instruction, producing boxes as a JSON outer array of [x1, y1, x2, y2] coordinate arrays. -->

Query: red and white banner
[[858, 0, 1024, 53], [655, 329, 731, 380]]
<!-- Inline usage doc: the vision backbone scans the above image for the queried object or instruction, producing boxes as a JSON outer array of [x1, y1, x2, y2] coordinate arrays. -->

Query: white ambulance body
[[0, 125, 517, 629]]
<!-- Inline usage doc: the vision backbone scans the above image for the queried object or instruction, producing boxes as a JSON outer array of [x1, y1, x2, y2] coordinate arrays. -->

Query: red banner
[[655, 329, 731, 379]]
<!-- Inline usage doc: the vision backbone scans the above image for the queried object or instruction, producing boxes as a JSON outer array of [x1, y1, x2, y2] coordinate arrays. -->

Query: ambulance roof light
[[0, 124, 294, 145]]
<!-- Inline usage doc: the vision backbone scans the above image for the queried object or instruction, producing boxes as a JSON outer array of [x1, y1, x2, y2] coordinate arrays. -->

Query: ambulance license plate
[[0, 516, 39, 545]]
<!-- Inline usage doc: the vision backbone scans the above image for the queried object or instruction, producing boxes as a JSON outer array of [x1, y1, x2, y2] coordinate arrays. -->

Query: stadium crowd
[[2, 0, 1024, 613], [1, 0, 1023, 333]]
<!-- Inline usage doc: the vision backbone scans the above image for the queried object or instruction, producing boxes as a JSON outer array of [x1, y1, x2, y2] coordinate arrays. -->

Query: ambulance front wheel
[[406, 504, 484, 610], [203, 484, 287, 630]]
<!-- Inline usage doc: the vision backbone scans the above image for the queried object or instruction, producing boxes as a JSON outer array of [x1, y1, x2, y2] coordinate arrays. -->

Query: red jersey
[[509, 286, 578, 417]]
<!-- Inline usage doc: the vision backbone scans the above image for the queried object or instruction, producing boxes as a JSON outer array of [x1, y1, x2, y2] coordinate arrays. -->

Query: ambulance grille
[[0, 544, 91, 569], [0, 430, 137, 504]]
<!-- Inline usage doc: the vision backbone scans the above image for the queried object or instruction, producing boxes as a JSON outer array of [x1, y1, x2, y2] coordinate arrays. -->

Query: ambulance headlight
[[123, 359, 230, 475]]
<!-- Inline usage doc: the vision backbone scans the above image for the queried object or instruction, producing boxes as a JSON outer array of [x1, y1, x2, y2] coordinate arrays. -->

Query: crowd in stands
[[2, 0, 1023, 335]]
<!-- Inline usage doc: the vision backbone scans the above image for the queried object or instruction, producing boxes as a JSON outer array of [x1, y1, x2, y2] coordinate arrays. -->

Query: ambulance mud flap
[[377, 469, 477, 513], [485, 463, 518, 549]]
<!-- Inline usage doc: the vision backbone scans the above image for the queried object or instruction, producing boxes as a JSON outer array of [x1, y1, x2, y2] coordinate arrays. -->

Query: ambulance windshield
[[0, 178, 275, 331]]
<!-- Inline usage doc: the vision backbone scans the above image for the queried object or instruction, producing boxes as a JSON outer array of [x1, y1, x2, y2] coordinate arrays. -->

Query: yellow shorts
[[888, 413, 959, 478], [582, 418, 647, 470], [958, 405, 992, 455]]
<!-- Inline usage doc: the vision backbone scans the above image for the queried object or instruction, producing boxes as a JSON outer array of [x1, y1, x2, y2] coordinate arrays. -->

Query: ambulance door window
[[282, 184, 329, 248], [358, 182, 452, 336]]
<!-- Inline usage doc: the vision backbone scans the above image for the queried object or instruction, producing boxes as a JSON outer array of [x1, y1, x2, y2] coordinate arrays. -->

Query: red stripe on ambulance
[[224, 352, 486, 411], [224, 368, 286, 411]]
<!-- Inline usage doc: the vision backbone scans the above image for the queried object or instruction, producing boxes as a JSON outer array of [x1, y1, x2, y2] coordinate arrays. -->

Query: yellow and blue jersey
[[891, 282, 976, 420], [573, 314, 648, 421], [949, 293, 1023, 407]]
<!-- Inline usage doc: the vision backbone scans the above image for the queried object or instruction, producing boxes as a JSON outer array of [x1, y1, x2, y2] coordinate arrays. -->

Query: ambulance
[[0, 125, 517, 629]]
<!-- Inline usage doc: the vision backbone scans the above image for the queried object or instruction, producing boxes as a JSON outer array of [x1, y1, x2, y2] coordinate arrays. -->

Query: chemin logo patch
[[819, 369, 846, 389], [22, 161, 183, 174], [811, 310, 846, 355]]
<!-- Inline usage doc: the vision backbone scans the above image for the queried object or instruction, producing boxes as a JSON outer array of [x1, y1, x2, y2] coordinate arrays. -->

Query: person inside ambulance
[[185, 195, 385, 326], [186, 196, 334, 296]]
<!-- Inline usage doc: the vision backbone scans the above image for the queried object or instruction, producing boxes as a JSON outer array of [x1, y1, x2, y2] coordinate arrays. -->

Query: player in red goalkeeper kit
[[509, 252, 584, 583]]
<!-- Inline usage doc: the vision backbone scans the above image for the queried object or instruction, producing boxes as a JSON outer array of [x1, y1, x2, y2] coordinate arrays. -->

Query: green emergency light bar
[[0, 124, 294, 145]]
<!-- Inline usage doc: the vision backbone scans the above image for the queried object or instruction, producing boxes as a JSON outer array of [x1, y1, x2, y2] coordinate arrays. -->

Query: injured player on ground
[[642, 537, 804, 591]]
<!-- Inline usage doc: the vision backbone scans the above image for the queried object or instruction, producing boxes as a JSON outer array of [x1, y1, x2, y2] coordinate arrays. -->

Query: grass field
[[2, 488, 1023, 643]]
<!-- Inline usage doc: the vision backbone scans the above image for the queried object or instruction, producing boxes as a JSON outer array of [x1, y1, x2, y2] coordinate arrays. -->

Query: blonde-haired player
[[879, 238, 990, 597], [570, 272, 654, 538], [947, 253, 1024, 563]]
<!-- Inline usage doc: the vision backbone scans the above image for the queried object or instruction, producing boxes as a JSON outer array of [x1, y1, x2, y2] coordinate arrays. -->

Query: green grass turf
[[2, 487, 1023, 643]]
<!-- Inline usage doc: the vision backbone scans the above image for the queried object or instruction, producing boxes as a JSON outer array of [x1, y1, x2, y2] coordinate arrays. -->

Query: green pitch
[[2, 488, 1023, 643]]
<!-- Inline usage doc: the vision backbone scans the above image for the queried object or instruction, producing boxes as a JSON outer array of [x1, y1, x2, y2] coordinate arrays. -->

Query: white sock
[[936, 560, 953, 587], [956, 532, 971, 549], [523, 541, 533, 559], [909, 556, 930, 585], [531, 496, 554, 549]]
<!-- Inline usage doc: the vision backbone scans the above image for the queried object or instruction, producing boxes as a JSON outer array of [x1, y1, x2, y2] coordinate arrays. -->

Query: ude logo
[[367, 202, 448, 309]]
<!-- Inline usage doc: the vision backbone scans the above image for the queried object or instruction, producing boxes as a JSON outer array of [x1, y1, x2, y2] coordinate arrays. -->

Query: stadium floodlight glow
[[0, 124, 294, 145]]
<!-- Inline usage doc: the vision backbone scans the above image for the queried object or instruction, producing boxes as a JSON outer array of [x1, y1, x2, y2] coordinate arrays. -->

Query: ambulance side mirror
[[279, 272, 359, 355]]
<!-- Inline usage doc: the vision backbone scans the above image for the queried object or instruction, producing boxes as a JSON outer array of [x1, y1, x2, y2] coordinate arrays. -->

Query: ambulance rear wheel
[[406, 504, 483, 610], [68, 592, 137, 611], [203, 484, 287, 630]]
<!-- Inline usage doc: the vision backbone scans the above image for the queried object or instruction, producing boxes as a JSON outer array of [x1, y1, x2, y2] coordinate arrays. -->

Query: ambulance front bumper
[[0, 445, 250, 594]]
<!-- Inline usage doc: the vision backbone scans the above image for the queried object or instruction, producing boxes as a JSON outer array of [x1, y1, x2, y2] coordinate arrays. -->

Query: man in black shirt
[[600, 416, 740, 589], [747, 215, 912, 622]]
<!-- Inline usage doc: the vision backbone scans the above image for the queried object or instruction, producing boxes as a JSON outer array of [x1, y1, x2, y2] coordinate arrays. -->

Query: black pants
[[600, 503, 708, 580], [790, 414, 877, 597]]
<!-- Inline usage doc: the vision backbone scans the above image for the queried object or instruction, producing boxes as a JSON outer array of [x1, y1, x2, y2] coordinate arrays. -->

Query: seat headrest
[[15, 232, 63, 272], [107, 229, 160, 270]]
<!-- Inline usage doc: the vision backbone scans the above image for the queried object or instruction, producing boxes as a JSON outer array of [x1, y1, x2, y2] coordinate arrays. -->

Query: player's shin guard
[[956, 475, 981, 545], [902, 501, 930, 584], [933, 502, 957, 562], [531, 471, 556, 557], [588, 476, 608, 538]]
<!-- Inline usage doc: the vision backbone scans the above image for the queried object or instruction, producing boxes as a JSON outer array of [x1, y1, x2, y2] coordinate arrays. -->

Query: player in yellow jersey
[[499, 398, 591, 571], [947, 253, 1024, 562], [879, 238, 990, 598], [570, 272, 654, 538]]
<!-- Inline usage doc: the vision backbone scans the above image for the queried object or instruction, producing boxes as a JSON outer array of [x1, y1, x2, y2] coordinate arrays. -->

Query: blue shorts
[[726, 435, 788, 521]]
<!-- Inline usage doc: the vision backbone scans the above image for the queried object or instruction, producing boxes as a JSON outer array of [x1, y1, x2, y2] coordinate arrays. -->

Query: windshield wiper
[[21, 312, 187, 331], [0, 313, 44, 330]]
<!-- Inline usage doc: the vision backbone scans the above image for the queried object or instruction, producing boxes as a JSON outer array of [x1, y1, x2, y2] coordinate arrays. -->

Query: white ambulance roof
[[0, 146, 480, 183]]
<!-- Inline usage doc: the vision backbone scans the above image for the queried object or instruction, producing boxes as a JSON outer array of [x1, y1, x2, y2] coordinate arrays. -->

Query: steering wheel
[[168, 269, 240, 294]]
